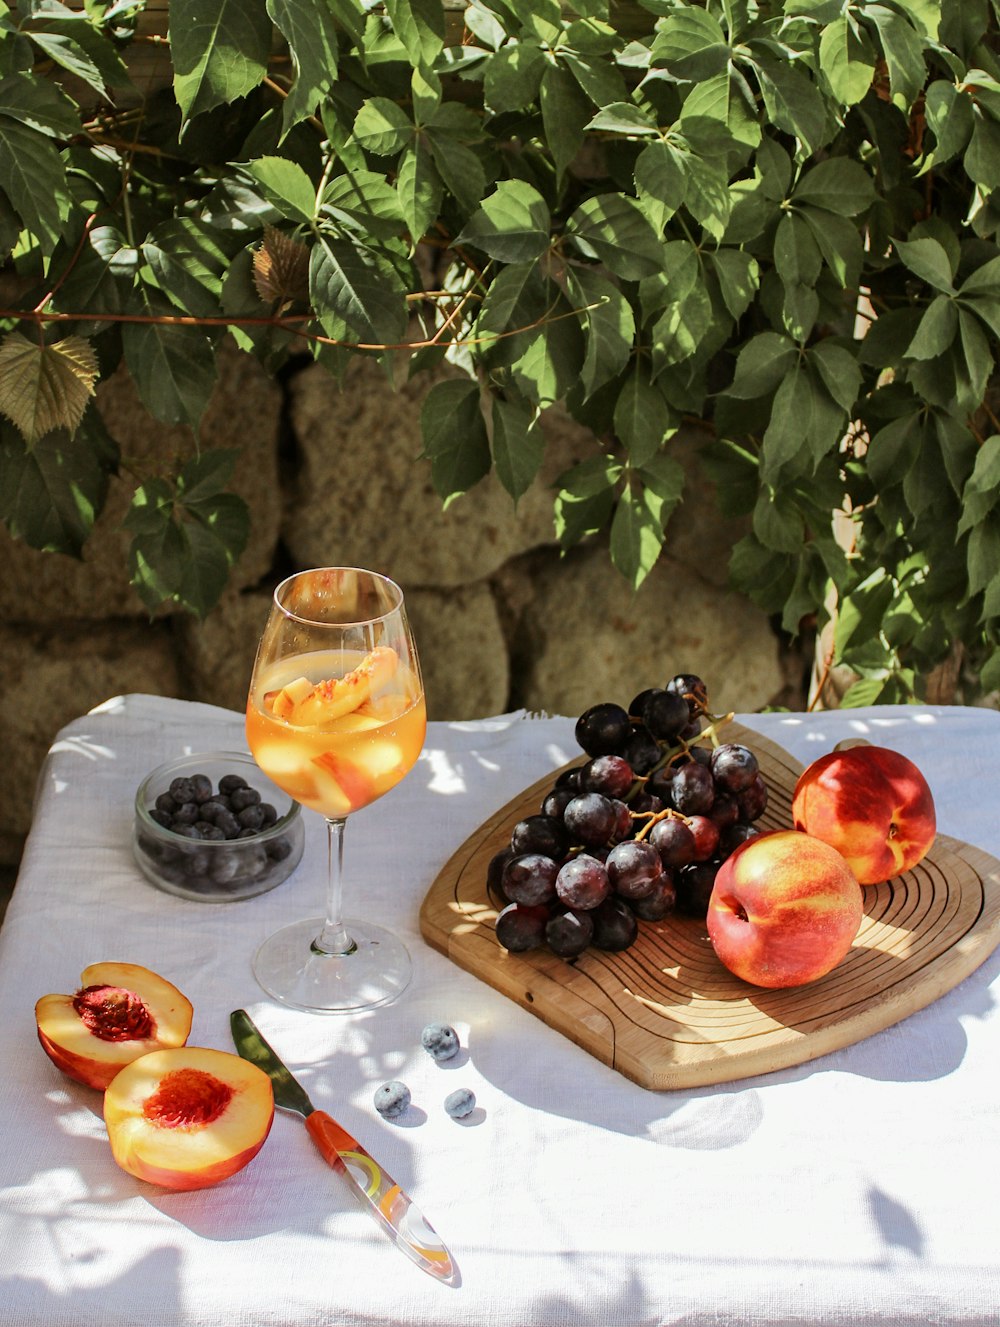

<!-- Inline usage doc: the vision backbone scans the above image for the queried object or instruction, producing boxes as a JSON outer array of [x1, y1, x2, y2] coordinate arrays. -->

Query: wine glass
[[245, 567, 426, 1013]]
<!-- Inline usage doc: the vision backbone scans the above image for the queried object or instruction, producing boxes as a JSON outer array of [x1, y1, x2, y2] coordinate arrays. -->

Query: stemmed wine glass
[[245, 567, 426, 1013]]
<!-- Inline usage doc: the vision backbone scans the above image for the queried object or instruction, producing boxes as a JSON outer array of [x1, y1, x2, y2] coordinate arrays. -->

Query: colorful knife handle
[[305, 1110, 456, 1282]]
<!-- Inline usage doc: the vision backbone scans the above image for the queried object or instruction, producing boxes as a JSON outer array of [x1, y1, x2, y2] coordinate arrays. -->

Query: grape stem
[[632, 806, 692, 842], [624, 710, 735, 802]]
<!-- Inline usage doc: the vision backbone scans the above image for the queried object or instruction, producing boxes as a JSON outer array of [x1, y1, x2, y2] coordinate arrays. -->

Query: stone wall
[[0, 341, 798, 867]]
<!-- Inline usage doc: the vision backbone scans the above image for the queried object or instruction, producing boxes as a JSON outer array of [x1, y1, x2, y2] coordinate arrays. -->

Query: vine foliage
[[0, 0, 998, 702]]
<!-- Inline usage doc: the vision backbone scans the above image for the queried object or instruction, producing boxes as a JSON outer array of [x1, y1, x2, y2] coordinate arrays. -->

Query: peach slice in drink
[[290, 646, 398, 726]]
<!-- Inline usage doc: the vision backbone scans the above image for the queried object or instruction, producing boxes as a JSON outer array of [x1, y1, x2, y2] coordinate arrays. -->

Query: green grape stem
[[624, 710, 735, 803]]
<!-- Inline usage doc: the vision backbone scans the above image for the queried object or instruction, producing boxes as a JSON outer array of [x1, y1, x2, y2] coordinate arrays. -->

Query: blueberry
[[374, 1080, 411, 1119], [266, 835, 292, 861], [190, 773, 214, 803], [219, 773, 249, 796], [168, 776, 196, 804], [421, 1022, 460, 1062], [173, 823, 202, 839], [210, 852, 242, 884], [444, 1088, 476, 1119], [154, 792, 178, 815], [172, 802, 199, 826], [150, 808, 173, 829], [230, 786, 261, 811], [201, 797, 232, 820], [237, 804, 265, 831], [197, 822, 225, 841], [259, 802, 278, 827], [214, 809, 241, 839], [237, 827, 258, 839], [181, 848, 210, 878]]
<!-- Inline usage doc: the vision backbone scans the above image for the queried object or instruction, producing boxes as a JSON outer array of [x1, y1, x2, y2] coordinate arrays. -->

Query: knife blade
[[230, 1009, 457, 1285]]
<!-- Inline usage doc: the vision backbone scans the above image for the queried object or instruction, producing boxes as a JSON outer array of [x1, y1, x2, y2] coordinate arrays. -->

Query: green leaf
[[491, 394, 544, 503], [761, 362, 844, 480], [904, 294, 957, 359], [25, 20, 130, 97], [839, 676, 893, 708], [924, 80, 973, 165], [123, 315, 218, 429], [509, 289, 585, 406], [752, 485, 805, 554], [818, 15, 875, 106], [709, 248, 759, 320], [810, 341, 862, 414], [385, 0, 444, 66], [894, 236, 956, 293], [634, 140, 687, 219], [539, 61, 591, 180], [457, 180, 551, 263], [266, 0, 342, 136], [475, 262, 545, 338], [774, 212, 823, 288], [650, 8, 729, 81], [792, 158, 875, 217], [322, 170, 403, 239], [967, 519, 1000, 597], [586, 101, 659, 135], [755, 57, 829, 153], [799, 207, 864, 288], [681, 153, 733, 241], [0, 117, 67, 251], [553, 453, 622, 548], [482, 40, 545, 112], [564, 193, 663, 280], [958, 435, 1000, 536], [610, 481, 666, 590], [142, 218, 231, 319], [0, 410, 115, 557], [0, 73, 80, 137], [353, 98, 414, 156], [680, 69, 761, 149], [957, 307, 993, 405], [169, 0, 271, 122], [309, 237, 407, 346], [420, 378, 490, 506], [727, 331, 797, 399], [246, 156, 317, 224], [614, 363, 674, 466], [964, 109, 1000, 192], [834, 569, 895, 654], [567, 266, 635, 399], [426, 130, 484, 215], [396, 139, 442, 246], [866, 3, 927, 109], [649, 278, 712, 373]]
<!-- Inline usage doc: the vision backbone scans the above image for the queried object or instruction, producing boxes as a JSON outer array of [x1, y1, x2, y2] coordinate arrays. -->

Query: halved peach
[[36, 962, 194, 1091], [104, 1047, 274, 1191]]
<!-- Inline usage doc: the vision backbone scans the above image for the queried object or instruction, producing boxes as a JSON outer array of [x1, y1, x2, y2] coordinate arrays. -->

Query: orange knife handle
[[306, 1110, 357, 1168]]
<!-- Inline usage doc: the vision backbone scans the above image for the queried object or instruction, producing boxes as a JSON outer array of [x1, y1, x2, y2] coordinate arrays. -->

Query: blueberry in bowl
[[134, 752, 305, 902]]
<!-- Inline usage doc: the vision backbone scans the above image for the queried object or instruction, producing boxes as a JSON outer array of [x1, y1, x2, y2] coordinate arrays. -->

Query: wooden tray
[[420, 723, 1000, 1090]]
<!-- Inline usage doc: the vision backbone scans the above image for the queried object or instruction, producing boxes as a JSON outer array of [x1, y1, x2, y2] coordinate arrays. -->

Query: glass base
[[253, 917, 412, 1014]]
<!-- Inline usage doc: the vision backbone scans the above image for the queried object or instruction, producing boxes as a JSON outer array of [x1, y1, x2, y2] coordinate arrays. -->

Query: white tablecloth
[[2, 695, 999, 1327]]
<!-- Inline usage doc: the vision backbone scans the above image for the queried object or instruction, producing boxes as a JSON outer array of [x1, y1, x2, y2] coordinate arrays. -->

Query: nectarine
[[707, 829, 863, 989], [103, 1047, 274, 1190], [792, 745, 936, 885], [35, 962, 193, 1090]]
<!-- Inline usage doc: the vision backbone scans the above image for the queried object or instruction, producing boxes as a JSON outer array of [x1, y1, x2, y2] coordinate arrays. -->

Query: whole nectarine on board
[[103, 1047, 274, 1190], [707, 829, 864, 989], [791, 745, 936, 885], [35, 962, 193, 1090]]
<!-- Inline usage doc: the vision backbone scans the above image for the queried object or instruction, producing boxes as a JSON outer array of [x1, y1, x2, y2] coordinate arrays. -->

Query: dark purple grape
[[666, 673, 708, 716], [502, 853, 559, 906], [643, 689, 690, 741], [555, 766, 584, 791], [708, 793, 739, 829], [649, 816, 697, 868], [496, 901, 550, 952], [719, 822, 762, 858], [608, 798, 632, 843], [563, 793, 616, 846], [623, 723, 661, 775], [675, 861, 720, 917], [555, 854, 611, 909], [541, 786, 575, 820], [671, 762, 715, 815], [680, 718, 703, 741], [510, 814, 568, 859], [645, 765, 676, 805], [687, 744, 712, 767], [628, 872, 677, 920], [487, 846, 515, 900], [581, 754, 633, 799], [687, 814, 720, 862], [710, 743, 759, 793], [628, 791, 664, 817], [628, 688, 659, 719], [546, 908, 594, 958], [590, 895, 639, 951], [737, 773, 768, 821], [575, 702, 631, 757], [606, 840, 662, 901]]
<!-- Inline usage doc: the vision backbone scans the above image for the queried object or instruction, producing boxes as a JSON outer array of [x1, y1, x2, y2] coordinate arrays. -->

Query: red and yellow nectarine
[[707, 829, 864, 989], [35, 962, 194, 1090], [103, 1047, 274, 1191], [792, 745, 936, 885]]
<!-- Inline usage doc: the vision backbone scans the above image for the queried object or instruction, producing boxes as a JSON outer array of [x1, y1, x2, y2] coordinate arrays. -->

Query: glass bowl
[[133, 751, 305, 902]]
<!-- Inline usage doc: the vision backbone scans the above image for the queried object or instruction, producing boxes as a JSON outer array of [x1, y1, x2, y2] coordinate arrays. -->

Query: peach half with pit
[[103, 1047, 274, 1191], [35, 962, 193, 1090]]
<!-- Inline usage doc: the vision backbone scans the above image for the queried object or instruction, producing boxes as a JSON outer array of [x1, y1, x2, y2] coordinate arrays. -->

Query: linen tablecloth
[[1, 694, 999, 1327]]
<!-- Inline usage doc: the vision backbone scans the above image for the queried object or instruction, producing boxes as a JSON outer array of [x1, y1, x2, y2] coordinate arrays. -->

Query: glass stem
[[312, 817, 356, 956]]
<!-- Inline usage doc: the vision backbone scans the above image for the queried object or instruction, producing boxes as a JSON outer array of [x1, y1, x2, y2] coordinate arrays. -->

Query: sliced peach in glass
[[312, 751, 376, 813], [268, 675, 313, 720], [103, 1047, 273, 1191], [35, 962, 194, 1091], [291, 646, 398, 726], [351, 738, 406, 784]]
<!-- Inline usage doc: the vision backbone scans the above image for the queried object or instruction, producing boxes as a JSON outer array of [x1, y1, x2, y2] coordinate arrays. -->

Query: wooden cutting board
[[419, 722, 1000, 1090]]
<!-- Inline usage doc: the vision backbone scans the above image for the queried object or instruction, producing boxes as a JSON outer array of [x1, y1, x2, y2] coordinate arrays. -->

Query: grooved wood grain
[[419, 723, 1000, 1090]]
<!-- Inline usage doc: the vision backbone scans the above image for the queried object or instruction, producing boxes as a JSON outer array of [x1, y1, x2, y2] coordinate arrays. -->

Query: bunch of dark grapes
[[491, 673, 769, 960]]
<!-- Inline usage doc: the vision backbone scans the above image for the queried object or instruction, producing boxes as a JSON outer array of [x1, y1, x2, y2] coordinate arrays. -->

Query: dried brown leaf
[[0, 332, 99, 444], [253, 226, 310, 307]]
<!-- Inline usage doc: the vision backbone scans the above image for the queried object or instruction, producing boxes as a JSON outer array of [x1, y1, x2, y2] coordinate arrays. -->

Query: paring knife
[[230, 1009, 457, 1285]]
